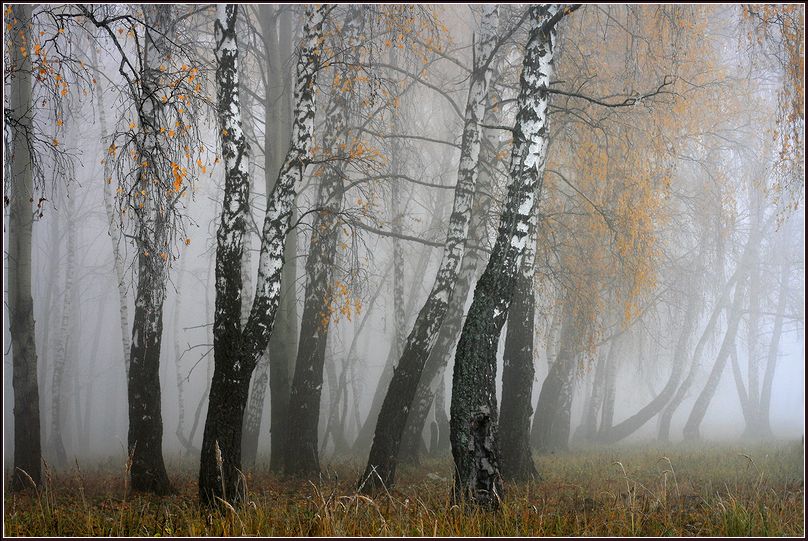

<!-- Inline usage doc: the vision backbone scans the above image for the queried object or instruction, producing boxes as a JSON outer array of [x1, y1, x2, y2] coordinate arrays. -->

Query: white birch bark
[[360, 5, 500, 491]]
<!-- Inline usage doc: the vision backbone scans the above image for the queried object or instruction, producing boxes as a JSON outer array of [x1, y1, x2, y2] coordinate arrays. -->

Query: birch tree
[[241, 4, 297, 472], [198, 3, 326, 506], [449, 4, 571, 509], [359, 5, 499, 492], [284, 5, 365, 477]]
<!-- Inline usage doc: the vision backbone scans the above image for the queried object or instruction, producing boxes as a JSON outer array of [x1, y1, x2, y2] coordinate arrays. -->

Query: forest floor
[[4, 440, 804, 536]]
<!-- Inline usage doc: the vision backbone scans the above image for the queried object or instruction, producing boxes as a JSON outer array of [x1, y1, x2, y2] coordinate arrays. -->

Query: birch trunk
[[450, 5, 559, 509], [125, 4, 175, 495], [573, 344, 608, 444], [241, 4, 297, 473], [658, 264, 739, 441], [285, 6, 364, 477], [682, 224, 764, 441], [398, 98, 500, 466], [499, 215, 539, 480], [682, 272, 749, 441], [199, 4, 325, 506], [758, 250, 791, 438], [355, 195, 445, 455], [360, 5, 500, 493], [93, 44, 131, 379]]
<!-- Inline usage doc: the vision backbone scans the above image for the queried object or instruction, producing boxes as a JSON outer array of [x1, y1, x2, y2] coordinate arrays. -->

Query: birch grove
[[3, 4, 803, 525]]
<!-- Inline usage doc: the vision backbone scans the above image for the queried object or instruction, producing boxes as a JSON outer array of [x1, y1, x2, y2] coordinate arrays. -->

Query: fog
[[3, 3, 804, 504]]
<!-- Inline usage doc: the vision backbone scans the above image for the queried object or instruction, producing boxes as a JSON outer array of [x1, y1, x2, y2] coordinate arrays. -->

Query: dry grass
[[4, 440, 804, 536]]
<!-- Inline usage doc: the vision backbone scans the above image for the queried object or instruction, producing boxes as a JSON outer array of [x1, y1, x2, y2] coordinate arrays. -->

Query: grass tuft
[[4, 440, 803, 536]]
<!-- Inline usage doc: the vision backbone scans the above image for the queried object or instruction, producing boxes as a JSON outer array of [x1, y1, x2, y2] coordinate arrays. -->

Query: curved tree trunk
[[658, 266, 739, 441], [533, 303, 577, 454], [351, 46, 424, 457], [681, 222, 763, 441], [682, 272, 749, 441], [398, 95, 500, 466], [353, 197, 441, 455], [598, 263, 702, 444], [359, 5, 499, 492]]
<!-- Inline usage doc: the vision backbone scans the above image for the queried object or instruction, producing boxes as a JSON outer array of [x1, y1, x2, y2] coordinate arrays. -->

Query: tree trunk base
[[452, 410, 503, 511]]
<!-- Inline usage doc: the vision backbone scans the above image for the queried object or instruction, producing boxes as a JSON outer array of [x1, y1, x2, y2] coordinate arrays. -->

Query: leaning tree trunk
[[450, 5, 559, 510], [8, 2, 42, 491], [499, 216, 539, 480], [679, 222, 762, 442], [359, 5, 499, 492], [657, 258, 740, 441], [285, 6, 364, 477], [355, 192, 445, 455], [597, 255, 703, 444], [351, 46, 417, 456], [398, 95, 501, 466], [682, 271, 750, 441], [241, 4, 297, 472], [758, 250, 791, 438], [533, 302, 578, 454], [199, 4, 325, 506]]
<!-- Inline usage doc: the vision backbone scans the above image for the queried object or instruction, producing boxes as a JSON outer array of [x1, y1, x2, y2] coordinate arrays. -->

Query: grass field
[[4, 440, 804, 536]]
